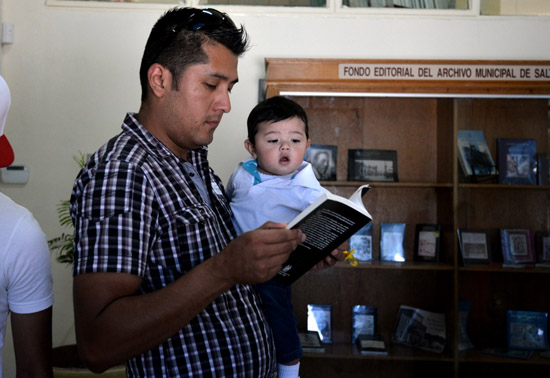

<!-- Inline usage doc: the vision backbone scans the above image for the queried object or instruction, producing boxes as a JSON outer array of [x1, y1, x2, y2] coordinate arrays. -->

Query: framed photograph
[[348, 149, 398, 182], [497, 138, 537, 185], [507, 310, 549, 351], [458, 229, 491, 265], [500, 229, 535, 267], [307, 304, 332, 343], [392, 305, 446, 353], [380, 223, 406, 262], [457, 129, 497, 178], [535, 231, 550, 266], [413, 224, 442, 262], [352, 305, 377, 344], [537, 153, 550, 186], [349, 223, 373, 261], [305, 144, 337, 181], [298, 331, 325, 353]]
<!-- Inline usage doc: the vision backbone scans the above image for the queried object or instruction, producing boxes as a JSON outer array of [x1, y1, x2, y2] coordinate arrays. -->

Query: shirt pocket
[[173, 204, 217, 269]]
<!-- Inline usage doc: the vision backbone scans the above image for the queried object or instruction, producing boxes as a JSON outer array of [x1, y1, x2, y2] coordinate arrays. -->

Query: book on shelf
[[392, 305, 446, 353], [482, 347, 534, 360], [500, 229, 536, 268], [274, 185, 372, 285], [299, 330, 325, 353], [307, 304, 332, 343], [352, 305, 377, 343], [349, 223, 374, 262], [380, 223, 406, 262], [535, 231, 550, 268], [356, 335, 388, 355], [497, 138, 537, 185], [507, 310, 549, 351], [457, 129, 497, 180]]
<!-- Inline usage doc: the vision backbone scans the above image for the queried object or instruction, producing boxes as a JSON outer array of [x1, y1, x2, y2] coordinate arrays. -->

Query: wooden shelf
[[322, 181, 453, 189], [304, 343, 454, 362], [459, 265, 550, 274], [459, 350, 550, 366], [335, 260, 454, 271], [265, 58, 550, 378]]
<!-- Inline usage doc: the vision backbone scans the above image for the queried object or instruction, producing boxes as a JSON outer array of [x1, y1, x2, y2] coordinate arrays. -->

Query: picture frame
[[500, 229, 536, 267], [305, 144, 338, 181], [307, 304, 332, 343], [535, 230, 550, 266], [352, 305, 377, 344], [380, 223, 406, 262], [413, 224, 442, 262], [457, 229, 491, 265], [348, 149, 398, 182], [298, 330, 325, 353], [349, 223, 373, 261], [457, 129, 497, 179], [497, 138, 537, 185], [537, 153, 550, 186]]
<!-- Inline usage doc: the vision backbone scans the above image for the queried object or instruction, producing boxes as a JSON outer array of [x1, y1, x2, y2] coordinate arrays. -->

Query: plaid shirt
[[70, 113, 275, 377]]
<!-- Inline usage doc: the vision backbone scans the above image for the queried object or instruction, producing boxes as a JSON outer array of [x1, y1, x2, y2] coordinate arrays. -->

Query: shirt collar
[[122, 112, 209, 166]]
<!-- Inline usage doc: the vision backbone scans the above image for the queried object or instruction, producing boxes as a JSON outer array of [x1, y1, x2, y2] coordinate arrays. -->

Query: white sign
[[338, 64, 550, 81]]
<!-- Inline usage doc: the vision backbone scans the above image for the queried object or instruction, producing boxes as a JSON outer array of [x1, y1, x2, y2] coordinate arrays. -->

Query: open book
[[274, 185, 372, 285]]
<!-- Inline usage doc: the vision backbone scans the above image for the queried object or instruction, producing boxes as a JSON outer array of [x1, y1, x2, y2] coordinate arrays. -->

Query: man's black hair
[[139, 7, 249, 102]]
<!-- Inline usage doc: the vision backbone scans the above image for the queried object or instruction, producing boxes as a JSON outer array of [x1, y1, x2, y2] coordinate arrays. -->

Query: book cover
[[298, 330, 325, 353], [380, 223, 406, 262], [352, 305, 377, 343], [507, 310, 549, 351], [307, 304, 332, 343], [392, 305, 446, 353], [305, 144, 338, 181], [356, 335, 388, 355], [349, 223, 374, 261], [348, 149, 398, 182], [457, 129, 497, 178], [274, 185, 372, 285], [500, 229, 536, 268], [497, 138, 537, 185]]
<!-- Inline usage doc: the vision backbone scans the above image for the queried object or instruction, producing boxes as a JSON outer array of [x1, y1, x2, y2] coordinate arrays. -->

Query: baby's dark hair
[[247, 96, 309, 144]]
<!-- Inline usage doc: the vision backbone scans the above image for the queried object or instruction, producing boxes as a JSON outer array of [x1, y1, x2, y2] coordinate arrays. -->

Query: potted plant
[[48, 153, 125, 377]]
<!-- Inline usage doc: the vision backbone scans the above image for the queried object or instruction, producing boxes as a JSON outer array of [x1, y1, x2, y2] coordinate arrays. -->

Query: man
[[70, 7, 342, 377], [0, 75, 54, 378]]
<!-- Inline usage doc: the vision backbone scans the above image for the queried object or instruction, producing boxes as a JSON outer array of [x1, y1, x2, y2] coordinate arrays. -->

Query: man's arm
[[11, 307, 53, 378], [74, 222, 304, 373]]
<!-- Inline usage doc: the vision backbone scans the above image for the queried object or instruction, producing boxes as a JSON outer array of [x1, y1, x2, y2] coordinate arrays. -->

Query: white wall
[[1, 1, 549, 376]]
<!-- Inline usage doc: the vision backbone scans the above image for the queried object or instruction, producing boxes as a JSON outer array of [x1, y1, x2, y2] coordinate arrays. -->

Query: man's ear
[[148, 63, 169, 98], [244, 139, 257, 158]]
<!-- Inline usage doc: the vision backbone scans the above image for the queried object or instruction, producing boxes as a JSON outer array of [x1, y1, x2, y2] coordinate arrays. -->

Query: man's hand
[[311, 240, 348, 271], [213, 222, 305, 285]]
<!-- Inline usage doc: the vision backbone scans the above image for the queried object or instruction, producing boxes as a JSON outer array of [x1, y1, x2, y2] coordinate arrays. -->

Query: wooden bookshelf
[[263, 58, 550, 378]]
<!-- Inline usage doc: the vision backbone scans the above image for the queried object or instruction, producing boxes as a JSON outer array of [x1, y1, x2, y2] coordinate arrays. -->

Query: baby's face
[[247, 116, 310, 176]]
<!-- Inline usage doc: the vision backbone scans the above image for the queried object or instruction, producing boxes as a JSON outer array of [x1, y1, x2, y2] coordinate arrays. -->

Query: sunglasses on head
[[150, 8, 235, 65], [167, 8, 236, 41]]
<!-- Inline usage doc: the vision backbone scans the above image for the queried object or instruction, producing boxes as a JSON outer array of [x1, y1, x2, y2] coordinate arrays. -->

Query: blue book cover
[[498, 138, 537, 185], [507, 310, 549, 350], [457, 130, 497, 177], [350, 223, 374, 261]]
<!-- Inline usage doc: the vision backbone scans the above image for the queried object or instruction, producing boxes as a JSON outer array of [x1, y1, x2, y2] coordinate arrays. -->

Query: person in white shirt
[[0, 75, 54, 378]]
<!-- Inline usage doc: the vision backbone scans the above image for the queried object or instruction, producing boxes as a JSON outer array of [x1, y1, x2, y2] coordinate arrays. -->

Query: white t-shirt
[[0, 192, 54, 374]]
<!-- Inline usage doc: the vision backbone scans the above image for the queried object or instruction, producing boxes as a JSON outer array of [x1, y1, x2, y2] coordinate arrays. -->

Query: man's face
[[155, 42, 239, 158]]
